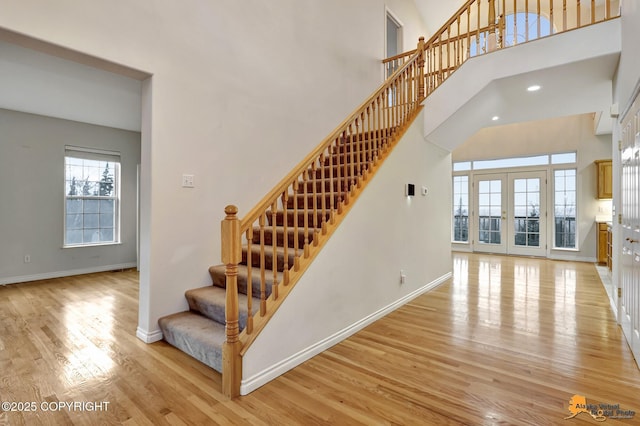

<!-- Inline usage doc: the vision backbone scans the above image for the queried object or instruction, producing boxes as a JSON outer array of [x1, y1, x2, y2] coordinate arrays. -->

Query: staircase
[[158, 130, 398, 374], [158, 0, 620, 398]]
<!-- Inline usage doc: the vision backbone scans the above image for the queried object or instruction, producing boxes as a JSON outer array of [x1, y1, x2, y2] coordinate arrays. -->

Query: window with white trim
[[453, 175, 469, 242], [553, 169, 577, 249], [64, 146, 120, 246]]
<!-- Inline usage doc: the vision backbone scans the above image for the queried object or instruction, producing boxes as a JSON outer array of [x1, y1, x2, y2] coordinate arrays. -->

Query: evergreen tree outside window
[[64, 146, 120, 246]]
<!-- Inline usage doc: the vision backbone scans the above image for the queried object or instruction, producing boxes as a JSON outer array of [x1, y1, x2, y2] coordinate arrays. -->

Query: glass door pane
[[474, 174, 506, 254], [508, 171, 547, 256]]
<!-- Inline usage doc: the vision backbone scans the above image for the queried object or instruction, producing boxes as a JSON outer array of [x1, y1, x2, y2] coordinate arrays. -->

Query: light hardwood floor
[[1, 253, 639, 425]]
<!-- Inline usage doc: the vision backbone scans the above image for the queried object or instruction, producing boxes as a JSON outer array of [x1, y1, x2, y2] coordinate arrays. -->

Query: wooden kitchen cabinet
[[595, 159, 612, 199], [597, 222, 609, 265]]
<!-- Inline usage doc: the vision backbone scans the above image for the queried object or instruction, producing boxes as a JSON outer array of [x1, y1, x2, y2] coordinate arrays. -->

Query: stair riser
[[242, 247, 297, 272], [324, 152, 378, 166], [268, 211, 330, 228], [333, 136, 391, 153], [252, 227, 306, 248], [185, 290, 258, 333], [210, 266, 275, 299], [308, 164, 364, 178], [286, 193, 344, 209], [300, 178, 355, 193]]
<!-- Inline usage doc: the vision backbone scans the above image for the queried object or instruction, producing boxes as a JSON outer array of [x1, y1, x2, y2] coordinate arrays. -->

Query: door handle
[[626, 237, 638, 243]]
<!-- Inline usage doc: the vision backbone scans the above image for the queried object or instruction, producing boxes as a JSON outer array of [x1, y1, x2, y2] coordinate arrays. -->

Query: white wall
[[242, 110, 452, 394], [0, 109, 140, 284], [0, 1, 427, 339], [453, 114, 612, 261]]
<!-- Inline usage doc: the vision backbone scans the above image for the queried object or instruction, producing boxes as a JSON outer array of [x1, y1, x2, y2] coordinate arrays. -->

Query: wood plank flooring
[[1, 253, 639, 425]]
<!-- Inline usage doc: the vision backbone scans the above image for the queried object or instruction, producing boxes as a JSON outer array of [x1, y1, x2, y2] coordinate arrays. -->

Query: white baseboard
[[136, 327, 163, 343], [548, 253, 597, 263], [0, 262, 138, 286], [240, 271, 452, 395]]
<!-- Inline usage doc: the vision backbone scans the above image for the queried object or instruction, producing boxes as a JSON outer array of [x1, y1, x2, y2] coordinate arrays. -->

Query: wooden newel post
[[417, 36, 426, 100], [221, 205, 242, 398]]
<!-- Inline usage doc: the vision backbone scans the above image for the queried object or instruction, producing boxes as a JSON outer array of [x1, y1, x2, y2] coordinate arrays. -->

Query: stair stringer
[[240, 109, 453, 395]]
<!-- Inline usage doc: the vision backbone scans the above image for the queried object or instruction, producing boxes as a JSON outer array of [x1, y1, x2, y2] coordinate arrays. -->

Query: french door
[[620, 93, 640, 365], [473, 171, 547, 256]]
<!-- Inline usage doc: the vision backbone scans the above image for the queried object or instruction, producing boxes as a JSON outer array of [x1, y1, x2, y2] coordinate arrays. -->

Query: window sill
[[550, 247, 579, 252], [63, 242, 122, 249]]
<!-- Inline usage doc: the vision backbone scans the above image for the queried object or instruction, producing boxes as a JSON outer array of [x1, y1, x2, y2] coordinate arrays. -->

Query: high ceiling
[[412, 0, 467, 35]]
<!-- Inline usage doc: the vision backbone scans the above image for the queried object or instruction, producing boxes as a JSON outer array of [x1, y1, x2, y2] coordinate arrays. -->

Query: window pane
[[66, 214, 83, 230], [99, 212, 114, 227], [473, 155, 548, 170], [100, 228, 114, 242], [554, 169, 577, 248], [452, 176, 469, 242], [84, 213, 99, 228], [84, 229, 100, 243], [67, 199, 82, 214], [551, 152, 576, 164], [66, 229, 83, 245], [453, 162, 471, 171]]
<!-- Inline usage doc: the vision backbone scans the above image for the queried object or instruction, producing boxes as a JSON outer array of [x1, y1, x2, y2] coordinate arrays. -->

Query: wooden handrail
[[238, 48, 423, 233], [382, 48, 416, 64]]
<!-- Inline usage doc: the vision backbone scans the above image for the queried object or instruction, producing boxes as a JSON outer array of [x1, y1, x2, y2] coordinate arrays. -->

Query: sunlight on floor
[[63, 296, 115, 385]]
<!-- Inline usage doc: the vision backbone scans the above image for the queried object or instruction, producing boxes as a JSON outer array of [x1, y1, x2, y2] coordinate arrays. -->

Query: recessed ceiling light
[[492, 116, 499, 121], [527, 85, 541, 92]]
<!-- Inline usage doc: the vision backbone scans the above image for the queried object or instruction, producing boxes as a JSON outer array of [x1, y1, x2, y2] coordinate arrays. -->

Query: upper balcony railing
[[383, 0, 620, 95]]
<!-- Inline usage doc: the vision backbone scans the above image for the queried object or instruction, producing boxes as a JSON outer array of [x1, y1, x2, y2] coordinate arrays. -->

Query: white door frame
[[618, 86, 640, 367], [473, 171, 547, 256]]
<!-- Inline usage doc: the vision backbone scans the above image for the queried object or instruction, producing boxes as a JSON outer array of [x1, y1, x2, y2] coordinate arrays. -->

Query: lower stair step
[[185, 285, 260, 332], [209, 264, 282, 298], [158, 311, 225, 373]]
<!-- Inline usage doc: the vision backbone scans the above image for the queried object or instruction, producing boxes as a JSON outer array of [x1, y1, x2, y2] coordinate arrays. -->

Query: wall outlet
[[421, 186, 428, 196], [24, 254, 31, 263], [400, 270, 406, 284]]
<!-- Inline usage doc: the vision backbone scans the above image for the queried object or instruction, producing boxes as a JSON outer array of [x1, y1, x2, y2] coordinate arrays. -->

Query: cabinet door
[[596, 160, 612, 199], [597, 223, 608, 264]]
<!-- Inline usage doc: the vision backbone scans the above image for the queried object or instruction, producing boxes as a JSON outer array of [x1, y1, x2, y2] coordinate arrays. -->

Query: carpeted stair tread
[[158, 311, 224, 373], [185, 286, 260, 331], [209, 264, 281, 298]]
